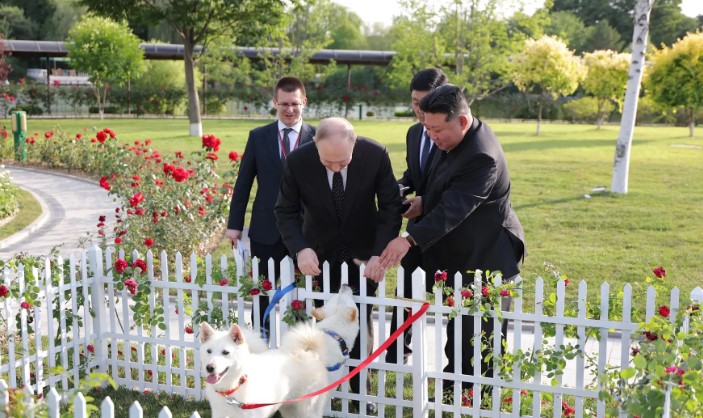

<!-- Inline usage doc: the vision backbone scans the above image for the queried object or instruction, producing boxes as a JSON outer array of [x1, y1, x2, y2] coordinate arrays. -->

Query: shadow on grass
[[514, 193, 612, 211]]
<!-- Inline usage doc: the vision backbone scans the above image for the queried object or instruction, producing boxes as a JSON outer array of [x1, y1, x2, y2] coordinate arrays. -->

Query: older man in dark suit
[[226, 77, 315, 331], [275, 117, 401, 412], [380, 84, 526, 395]]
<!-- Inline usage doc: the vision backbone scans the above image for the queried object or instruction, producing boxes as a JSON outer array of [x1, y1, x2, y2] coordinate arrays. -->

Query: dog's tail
[[280, 321, 326, 360]]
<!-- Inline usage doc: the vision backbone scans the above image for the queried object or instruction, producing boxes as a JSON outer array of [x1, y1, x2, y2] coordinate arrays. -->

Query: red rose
[[124, 279, 137, 288], [129, 192, 145, 208], [76, 133, 82, 139], [653, 266, 666, 279], [114, 237, 122, 244], [184, 276, 192, 283], [206, 152, 218, 161], [96, 131, 107, 143], [643, 331, 658, 341], [202, 134, 221, 151], [20, 301, 31, 309], [228, 151, 239, 161], [133, 259, 147, 274], [144, 237, 154, 248], [446, 296, 454, 307], [44, 131, 53, 139], [564, 279, 569, 287], [172, 167, 190, 182], [185, 326, 193, 334], [291, 299, 303, 311], [87, 344, 94, 353], [0, 285, 8, 298], [115, 259, 128, 273], [175, 151, 184, 159], [261, 279, 273, 291], [434, 270, 447, 283], [461, 289, 473, 299], [163, 163, 175, 174], [250, 288, 260, 296], [500, 289, 510, 297], [481, 286, 490, 297], [658, 305, 670, 318], [99, 177, 111, 191], [219, 279, 228, 286]]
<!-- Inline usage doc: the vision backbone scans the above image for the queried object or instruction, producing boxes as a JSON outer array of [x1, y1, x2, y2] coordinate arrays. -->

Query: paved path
[[0, 166, 117, 260]]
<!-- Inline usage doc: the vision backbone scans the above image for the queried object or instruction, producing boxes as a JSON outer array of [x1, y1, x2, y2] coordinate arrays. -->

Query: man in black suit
[[386, 68, 448, 365], [275, 117, 401, 412], [226, 77, 315, 332], [379, 84, 525, 394]]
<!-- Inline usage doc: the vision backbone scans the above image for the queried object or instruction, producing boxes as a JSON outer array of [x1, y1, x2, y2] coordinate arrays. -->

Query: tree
[[324, 6, 367, 50], [512, 35, 583, 135], [646, 32, 703, 137], [79, 0, 287, 137], [611, 0, 655, 194], [582, 19, 626, 51], [439, 0, 546, 105], [582, 50, 631, 127], [649, 1, 698, 47], [365, 23, 393, 51], [545, 10, 589, 52], [386, 0, 449, 91], [4, 0, 55, 40], [0, 6, 37, 40], [0, 33, 12, 82], [42, 0, 87, 41], [66, 16, 144, 119]]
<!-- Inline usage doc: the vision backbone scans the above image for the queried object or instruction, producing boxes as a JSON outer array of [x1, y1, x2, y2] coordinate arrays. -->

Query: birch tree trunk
[[611, 0, 655, 193], [184, 37, 202, 138]]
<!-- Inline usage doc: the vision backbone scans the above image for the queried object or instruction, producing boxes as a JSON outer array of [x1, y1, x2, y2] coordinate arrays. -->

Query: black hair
[[418, 84, 470, 121], [410, 68, 448, 92]]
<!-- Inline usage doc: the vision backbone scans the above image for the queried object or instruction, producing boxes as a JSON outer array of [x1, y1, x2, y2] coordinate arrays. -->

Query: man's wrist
[[400, 231, 416, 247]]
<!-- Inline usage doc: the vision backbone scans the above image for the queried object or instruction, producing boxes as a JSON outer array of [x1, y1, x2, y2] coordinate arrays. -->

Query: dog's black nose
[[206, 365, 214, 373]]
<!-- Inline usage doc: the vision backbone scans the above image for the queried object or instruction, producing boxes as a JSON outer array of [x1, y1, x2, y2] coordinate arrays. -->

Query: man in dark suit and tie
[[379, 84, 526, 395], [387, 68, 448, 365], [226, 77, 315, 332], [275, 117, 402, 413]]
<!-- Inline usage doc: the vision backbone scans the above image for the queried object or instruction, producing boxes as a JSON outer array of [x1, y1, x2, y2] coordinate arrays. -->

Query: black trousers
[[314, 259, 377, 396], [249, 239, 289, 334], [386, 246, 434, 363]]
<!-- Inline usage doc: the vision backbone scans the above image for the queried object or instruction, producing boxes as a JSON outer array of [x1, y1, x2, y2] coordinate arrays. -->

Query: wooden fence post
[[411, 267, 428, 418], [88, 246, 108, 372]]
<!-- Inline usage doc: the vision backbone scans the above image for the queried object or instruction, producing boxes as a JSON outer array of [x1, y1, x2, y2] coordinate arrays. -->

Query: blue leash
[[261, 282, 297, 343]]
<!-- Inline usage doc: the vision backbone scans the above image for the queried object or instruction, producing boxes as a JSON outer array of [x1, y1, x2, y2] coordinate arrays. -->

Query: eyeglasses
[[277, 102, 304, 109]]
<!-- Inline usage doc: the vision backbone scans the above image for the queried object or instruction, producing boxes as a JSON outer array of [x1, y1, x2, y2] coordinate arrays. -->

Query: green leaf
[[620, 367, 636, 379], [634, 354, 647, 370]]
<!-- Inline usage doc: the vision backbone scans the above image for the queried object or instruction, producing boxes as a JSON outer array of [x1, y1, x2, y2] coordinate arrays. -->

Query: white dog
[[200, 284, 360, 418]]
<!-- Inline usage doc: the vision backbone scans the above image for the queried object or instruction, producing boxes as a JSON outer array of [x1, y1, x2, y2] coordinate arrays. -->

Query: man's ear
[[458, 114, 470, 130]]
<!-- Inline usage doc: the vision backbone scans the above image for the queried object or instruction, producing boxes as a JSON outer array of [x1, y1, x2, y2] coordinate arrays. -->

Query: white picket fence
[[1, 246, 701, 418]]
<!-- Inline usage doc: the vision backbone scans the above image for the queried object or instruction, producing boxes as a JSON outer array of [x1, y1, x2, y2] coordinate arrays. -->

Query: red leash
[[240, 301, 430, 409]]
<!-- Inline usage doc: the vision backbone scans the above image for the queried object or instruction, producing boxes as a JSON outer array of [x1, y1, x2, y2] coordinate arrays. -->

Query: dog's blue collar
[[324, 329, 349, 372]]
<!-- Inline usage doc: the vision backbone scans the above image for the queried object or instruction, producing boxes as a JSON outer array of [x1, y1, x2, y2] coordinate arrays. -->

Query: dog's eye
[[206, 349, 212, 354], [222, 350, 229, 355]]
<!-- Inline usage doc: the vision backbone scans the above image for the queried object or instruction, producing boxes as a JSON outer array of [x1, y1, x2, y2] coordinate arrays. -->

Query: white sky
[[333, 0, 703, 28]]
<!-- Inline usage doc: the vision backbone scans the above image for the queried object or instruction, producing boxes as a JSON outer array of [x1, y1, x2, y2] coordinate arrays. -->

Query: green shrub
[[562, 96, 614, 124], [9, 104, 43, 115], [394, 109, 414, 118], [0, 166, 19, 219]]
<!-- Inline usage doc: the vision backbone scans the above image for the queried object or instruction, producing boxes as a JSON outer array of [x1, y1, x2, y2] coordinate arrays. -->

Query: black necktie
[[419, 131, 431, 174], [332, 171, 344, 220], [332, 172, 349, 261], [281, 128, 293, 160]]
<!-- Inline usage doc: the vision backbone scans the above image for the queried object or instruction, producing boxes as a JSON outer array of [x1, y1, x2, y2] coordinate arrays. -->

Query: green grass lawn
[[0, 189, 42, 240], [8, 117, 703, 296]]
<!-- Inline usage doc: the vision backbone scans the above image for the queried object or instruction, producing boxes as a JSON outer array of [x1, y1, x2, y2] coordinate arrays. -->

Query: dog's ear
[[200, 322, 215, 343], [346, 307, 357, 322], [311, 307, 324, 321], [229, 324, 246, 345]]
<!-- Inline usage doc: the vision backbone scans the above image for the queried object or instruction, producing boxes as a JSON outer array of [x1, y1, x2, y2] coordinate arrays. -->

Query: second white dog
[[200, 284, 360, 418]]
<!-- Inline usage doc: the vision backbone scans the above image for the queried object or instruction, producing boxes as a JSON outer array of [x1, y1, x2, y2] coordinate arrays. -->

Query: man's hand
[[363, 256, 386, 283], [402, 196, 423, 219], [379, 237, 411, 269], [296, 248, 321, 276], [225, 229, 242, 247]]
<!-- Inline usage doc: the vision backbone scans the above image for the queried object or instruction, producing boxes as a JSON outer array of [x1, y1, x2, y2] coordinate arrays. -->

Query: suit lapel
[[265, 123, 283, 168], [408, 124, 423, 183], [299, 122, 314, 147]]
